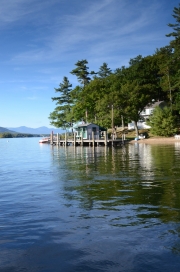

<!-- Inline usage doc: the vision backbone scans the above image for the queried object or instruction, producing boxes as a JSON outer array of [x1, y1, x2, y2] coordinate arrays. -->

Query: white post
[[74, 132, 76, 146], [104, 131, 107, 146], [51, 131, 53, 145], [81, 132, 83, 146], [65, 132, 67, 146], [92, 131, 95, 147], [57, 133, 59, 145]]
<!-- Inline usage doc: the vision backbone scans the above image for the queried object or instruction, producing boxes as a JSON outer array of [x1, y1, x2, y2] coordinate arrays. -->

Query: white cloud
[[3, 0, 169, 70], [0, 0, 59, 26]]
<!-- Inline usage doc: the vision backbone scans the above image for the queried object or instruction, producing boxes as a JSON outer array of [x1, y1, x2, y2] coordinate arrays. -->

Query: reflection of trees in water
[[128, 144, 180, 213], [149, 144, 180, 223], [50, 144, 180, 255], [51, 144, 180, 220]]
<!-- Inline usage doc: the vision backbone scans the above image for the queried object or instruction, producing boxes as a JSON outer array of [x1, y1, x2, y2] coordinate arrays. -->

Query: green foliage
[[49, 4, 180, 134], [49, 77, 74, 128], [0, 133, 38, 138], [52, 76, 72, 105], [97, 62, 112, 78], [70, 59, 95, 86], [166, 4, 180, 93], [0, 133, 13, 138], [154, 45, 180, 107], [147, 107, 178, 136], [166, 3, 180, 39]]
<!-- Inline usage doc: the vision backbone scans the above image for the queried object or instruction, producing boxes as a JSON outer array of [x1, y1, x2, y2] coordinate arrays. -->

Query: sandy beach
[[129, 136, 180, 144]]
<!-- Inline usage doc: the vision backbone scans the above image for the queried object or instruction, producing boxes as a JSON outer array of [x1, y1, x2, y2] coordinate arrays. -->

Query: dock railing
[[49, 130, 124, 147]]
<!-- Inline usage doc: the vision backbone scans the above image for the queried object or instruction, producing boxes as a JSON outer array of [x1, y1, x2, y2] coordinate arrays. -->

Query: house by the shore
[[74, 123, 106, 140], [128, 101, 166, 130]]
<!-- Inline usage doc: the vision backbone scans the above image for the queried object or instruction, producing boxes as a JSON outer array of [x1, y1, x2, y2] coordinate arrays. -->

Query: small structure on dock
[[74, 123, 106, 140], [39, 124, 125, 147]]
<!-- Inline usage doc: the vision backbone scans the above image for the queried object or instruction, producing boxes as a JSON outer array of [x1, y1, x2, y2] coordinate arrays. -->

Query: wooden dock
[[40, 131, 126, 147]]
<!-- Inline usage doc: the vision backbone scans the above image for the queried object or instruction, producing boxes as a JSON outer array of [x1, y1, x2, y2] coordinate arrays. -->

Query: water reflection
[[50, 144, 180, 219], [49, 144, 180, 259], [2, 139, 180, 271]]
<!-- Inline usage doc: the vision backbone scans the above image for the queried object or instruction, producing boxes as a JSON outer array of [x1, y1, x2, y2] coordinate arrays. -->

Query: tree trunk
[[134, 121, 139, 137]]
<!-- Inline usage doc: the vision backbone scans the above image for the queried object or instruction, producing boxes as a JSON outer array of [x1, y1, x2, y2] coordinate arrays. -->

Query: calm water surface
[[1, 138, 180, 271]]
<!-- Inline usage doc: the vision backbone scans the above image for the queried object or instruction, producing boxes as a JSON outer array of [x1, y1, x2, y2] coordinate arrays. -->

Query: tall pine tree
[[166, 3, 180, 40], [70, 59, 95, 86], [49, 77, 73, 128], [97, 63, 112, 78]]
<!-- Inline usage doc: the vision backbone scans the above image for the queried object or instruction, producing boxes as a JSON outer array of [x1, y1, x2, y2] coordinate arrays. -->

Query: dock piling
[[92, 131, 95, 147], [104, 131, 107, 146], [65, 132, 67, 146], [74, 132, 76, 146], [57, 133, 59, 145], [81, 132, 83, 145], [50, 131, 53, 145]]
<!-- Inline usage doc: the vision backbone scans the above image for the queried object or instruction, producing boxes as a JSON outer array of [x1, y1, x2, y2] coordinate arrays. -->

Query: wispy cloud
[[6, 0, 164, 66], [0, 0, 177, 128], [0, 0, 59, 26]]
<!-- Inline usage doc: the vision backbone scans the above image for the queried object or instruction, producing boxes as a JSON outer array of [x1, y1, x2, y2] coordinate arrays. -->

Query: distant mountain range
[[0, 127, 16, 133], [5, 126, 65, 134]]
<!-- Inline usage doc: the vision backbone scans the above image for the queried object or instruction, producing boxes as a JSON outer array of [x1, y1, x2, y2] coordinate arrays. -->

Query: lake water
[[1, 138, 180, 272]]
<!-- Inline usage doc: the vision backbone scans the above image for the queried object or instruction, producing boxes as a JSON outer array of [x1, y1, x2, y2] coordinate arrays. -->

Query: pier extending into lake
[[46, 131, 126, 147]]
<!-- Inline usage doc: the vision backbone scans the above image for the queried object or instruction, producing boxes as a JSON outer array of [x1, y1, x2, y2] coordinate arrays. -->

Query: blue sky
[[0, 0, 179, 128]]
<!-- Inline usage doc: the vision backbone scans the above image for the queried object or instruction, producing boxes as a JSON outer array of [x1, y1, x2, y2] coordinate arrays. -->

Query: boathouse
[[74, 123, 106, 140]]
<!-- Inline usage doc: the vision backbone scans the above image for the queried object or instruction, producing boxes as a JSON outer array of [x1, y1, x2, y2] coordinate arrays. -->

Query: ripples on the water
[[1, 138, 180, 271]]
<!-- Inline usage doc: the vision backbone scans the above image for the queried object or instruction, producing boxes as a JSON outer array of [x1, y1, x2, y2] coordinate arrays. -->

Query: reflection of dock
[[40, 132, 125, 147]]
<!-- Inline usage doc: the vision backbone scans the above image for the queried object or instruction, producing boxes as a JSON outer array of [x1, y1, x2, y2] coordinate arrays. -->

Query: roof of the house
[[145, 101, 165, 109], [74, 123, 106, 130], [74, 122, 97, 128]]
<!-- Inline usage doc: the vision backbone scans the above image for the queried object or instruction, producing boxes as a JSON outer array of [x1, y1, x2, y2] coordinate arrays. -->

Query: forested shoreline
[[49, 4, 180, 137], [0, 133, 41, 138]]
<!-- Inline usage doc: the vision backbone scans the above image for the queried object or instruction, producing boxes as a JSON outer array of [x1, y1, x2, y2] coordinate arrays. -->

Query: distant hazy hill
[[7, 126, 65, 134], [0, 127, 16, 133]]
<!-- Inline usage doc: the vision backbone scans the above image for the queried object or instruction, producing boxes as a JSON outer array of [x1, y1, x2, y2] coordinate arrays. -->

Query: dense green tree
[[97, 62, 112, 78], [154, 46, 175, 105], [129, 55, 143, 66], [70, 59, 95, 86], [72, 73, 124, 128], [119, 81, 152, 136], [117, 55, 162, 136], [69, 55, 164, 135], [92, 77, 119, 128], [0, 133, 13, 138], [70, 76, 110, 126], [49, 77, 73, 128], [166, 3, 180, 40], [147, 106, 177, 136], [48, 5, 180, 135], [166, 4, 180, 98], [68, 85, 88, 123]]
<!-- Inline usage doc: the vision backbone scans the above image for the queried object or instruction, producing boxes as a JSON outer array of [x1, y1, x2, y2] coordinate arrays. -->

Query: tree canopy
[[49, 76, 73, 128], [49, 4, 180, 136], [146, 107, 177, 136]]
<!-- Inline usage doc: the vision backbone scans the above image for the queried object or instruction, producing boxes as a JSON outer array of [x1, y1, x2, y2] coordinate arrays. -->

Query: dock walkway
[[40, 132, 126, 147]]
